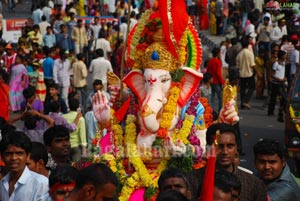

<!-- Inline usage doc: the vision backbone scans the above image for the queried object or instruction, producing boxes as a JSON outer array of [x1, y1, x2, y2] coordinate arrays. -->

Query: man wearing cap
[[4, 43, 16, 73], [271, 18, 287, 45]]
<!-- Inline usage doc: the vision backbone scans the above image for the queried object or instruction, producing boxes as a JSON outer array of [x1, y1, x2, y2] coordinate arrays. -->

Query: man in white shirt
[[268, 50, 287, 121], [130, 11, 138, 30], [39, 15, 51, 36], [270, 18, 288, 45], [90, 31, 112, 60], [0, 131, 49, 201], [89, 48, 113, 92], [245, 17, 257, 44], [53, 49, 71, 108], [90, 17, 101, 40], [257, 16, 273, 52], [41, 2, 52, 22], [108, 0, 116, 14], [120, 16, 128, 42], [32, 5, 43, 25]]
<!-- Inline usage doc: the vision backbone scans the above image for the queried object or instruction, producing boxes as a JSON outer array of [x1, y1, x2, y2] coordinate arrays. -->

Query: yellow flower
[[111, 166, 117, 172], [173, 114, 194, 144], [102, 153, 113, 160]]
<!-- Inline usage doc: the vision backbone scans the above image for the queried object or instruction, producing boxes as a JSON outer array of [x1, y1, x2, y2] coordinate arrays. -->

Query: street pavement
[[2, 0, 32, 19]]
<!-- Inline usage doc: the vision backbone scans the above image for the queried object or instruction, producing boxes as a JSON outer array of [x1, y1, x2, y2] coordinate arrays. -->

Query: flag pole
[[119, 0, 131, 101]]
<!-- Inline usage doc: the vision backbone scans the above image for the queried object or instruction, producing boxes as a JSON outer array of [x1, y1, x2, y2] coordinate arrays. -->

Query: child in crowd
[[8, 108, 54, 143], [33, 59, 47, 102], [48, 101, 81, 132], [85, 80, 107, 146], [44, 83, 68, 114], [85, 79, 110, 112], [21, 86, 44, 113], [27, 58, 39, 88]]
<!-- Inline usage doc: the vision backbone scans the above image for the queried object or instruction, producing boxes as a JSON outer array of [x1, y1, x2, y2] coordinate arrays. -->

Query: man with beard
[[187, 123, 267, 201], [253, 139, 300, 201], [43, 125, 72, 170]]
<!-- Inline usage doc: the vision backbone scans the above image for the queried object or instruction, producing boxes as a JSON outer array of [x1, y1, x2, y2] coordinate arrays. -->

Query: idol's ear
[[178, 67, 203, 107], [123, 70, 146, 104]]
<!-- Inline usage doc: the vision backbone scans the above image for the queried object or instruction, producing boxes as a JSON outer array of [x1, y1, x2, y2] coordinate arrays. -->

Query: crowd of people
[[0, 0, 299, 201], [1, 123, 300, 200], [201, 0, 300, 124]]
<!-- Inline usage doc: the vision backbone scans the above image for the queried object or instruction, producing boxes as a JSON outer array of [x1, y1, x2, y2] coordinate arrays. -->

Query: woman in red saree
[[198, 0, 209, 30]]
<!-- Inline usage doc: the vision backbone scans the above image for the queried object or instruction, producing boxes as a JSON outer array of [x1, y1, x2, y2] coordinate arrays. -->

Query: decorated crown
[[126, 0, 202, 72], [142, 42, 179, 72]]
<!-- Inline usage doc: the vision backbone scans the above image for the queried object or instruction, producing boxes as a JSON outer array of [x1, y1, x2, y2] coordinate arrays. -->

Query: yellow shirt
[[236, 48, 255, 78], [63, 111, 87, 148]]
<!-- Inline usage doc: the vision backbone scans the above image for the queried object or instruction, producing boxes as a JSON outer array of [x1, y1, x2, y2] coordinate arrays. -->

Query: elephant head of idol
[[123, 4, 203, 149]]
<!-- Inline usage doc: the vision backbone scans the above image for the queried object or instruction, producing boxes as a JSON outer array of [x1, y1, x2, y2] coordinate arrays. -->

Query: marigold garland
[[129, 9, 152, 60], [172, 114, 195, 144], [120, 115, 168, 200], [199, 97, 214, 128], [158, 83, 181, 138], [119, 172, 141, 201], [112, 123, 124, 158], [178, 29, 188, 65]]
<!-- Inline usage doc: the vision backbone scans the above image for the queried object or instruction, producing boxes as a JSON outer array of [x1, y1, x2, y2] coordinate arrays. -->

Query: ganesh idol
[[90, 0, 239, 200]]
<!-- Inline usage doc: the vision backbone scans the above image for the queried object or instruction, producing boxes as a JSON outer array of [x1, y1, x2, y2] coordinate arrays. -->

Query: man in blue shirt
[[254, 139, 300, 201], [42, 47, 55, 88], [0, 131, 49, 201]]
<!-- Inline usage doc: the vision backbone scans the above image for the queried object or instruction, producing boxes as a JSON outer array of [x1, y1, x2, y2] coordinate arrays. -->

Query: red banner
[[5, 18, 33, 31]]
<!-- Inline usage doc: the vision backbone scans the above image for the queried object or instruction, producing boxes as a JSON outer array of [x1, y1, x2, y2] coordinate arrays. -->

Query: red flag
[[199, 145, 216, 201], [114, 97, 131, 122]]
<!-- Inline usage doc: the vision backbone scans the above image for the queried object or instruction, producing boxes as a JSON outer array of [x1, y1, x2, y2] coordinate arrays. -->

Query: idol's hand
[[219, 99, 239, 125], [93, 90, 111, 128]]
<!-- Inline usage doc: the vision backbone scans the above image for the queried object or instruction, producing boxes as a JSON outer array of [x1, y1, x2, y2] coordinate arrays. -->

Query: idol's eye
[[161, 77, 170, 83]]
